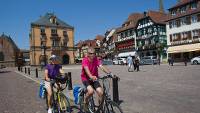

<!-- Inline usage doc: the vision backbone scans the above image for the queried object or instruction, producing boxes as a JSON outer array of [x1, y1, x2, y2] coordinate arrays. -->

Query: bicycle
[[78, 74, 123, 113], [45, 75, 80, 113]]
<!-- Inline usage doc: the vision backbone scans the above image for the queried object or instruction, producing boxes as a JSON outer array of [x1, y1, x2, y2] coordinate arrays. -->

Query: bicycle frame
[[46, 76, 71, 113], [80, 75, 112, 113]]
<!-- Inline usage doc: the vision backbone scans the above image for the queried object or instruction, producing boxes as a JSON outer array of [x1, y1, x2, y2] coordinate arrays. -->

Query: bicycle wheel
[[57, 93, 72, 113], [88, 95, 105, 113], [88, 97, 95, 113], [103, 100, 123, 113]]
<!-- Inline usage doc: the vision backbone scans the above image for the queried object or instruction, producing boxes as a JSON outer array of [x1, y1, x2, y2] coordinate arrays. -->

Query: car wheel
[[193, 60, 198, 65]]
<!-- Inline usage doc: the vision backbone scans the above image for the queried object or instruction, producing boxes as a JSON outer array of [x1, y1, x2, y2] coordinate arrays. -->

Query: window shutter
[[176, 20, 180, 27], [188, 31, 192, 40], [169, 22, 172, 28], [197, 14, 200, 22], [186, 16, 191, 25], [170, 34, 172, 42]]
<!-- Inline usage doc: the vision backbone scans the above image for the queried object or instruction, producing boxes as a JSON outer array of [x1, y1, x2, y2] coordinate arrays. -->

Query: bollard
[[18, 66, 20, 71], [36, 68, 38, 78], [25, 67, 27, 74], [21, 67, 23, 72], [113, 75, 119, 103], [67, 72, 73, 90], [28, 68, 30, 75]]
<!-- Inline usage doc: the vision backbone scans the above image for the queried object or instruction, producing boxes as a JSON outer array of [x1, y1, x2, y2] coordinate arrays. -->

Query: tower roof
[[31, 13, 74, 29]]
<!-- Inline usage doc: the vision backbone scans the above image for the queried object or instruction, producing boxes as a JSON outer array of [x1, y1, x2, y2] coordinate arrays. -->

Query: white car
[[191, 56, 200, 65], [113, 58, 127, 65]]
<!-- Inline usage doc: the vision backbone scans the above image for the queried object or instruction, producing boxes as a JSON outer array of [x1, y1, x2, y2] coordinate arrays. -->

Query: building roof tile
[[116, 13, 144, 33], [31, 13, 73, 29]]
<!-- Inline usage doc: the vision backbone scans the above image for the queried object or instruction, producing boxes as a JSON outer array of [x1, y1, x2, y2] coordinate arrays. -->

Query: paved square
[[62, 64, 200, 113]]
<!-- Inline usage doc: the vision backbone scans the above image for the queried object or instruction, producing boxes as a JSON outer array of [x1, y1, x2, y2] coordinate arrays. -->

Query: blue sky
[[0, 0, 177, 49]]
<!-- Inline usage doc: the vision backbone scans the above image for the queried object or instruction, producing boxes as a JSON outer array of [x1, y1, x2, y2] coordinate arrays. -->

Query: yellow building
[[30, 13, 75, 65]]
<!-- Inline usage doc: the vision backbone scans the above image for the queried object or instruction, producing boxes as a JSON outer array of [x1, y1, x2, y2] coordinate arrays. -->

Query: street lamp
[[41, 39, 47, 67]]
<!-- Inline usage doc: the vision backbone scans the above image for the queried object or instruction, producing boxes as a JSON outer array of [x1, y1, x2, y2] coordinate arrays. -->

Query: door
[[62, 54, 69, 64]]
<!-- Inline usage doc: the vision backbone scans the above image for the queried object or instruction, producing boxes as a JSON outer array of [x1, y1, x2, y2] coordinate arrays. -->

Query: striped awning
[[167, 43, 200, 53]]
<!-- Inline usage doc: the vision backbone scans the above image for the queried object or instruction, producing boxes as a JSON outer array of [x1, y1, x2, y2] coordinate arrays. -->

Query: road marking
[[15, 71, 40, 84]]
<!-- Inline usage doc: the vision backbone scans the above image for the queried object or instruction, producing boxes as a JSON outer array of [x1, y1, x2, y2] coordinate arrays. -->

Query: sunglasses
[[88, 52, 95, 55]]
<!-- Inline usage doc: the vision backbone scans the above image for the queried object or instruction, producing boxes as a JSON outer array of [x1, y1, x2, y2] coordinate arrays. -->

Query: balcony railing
[[51, 46, 60, 50], [40, 32, 46, 36], [171, 38, 200, 46], [50, 36, 61, 40], [51, 33, 58, 36]]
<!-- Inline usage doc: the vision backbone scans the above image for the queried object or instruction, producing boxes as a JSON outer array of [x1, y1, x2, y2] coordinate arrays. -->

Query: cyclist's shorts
[[44, 81, 51, 90], [82, 80, 101, 90]]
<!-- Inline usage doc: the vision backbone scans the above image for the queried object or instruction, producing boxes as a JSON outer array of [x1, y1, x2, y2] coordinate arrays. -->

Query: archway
[[146, 52, 150, 56], [62, 54, 69, 64], [0, 52, 4, 61], [39, 55, 48, 65]]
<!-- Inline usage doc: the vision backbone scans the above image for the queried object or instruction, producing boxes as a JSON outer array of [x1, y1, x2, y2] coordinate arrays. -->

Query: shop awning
[[118, 51, 136, 57], [167, 43, 200, 53]]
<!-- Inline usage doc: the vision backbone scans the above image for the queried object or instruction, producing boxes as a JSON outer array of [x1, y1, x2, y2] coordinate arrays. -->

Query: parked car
[[140, 56, 159, 65], [0, 65, 6, 69], [102, 59, 113, 65], [191, 56, 200, 65], [113, 57, 127, 65]]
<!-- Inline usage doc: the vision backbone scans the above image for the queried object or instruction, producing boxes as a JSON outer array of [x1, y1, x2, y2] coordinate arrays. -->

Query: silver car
[[140, 56, 159, 65], [191, 56, 200, 65]]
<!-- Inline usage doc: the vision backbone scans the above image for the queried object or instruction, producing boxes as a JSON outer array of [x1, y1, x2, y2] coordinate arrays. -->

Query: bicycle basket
[[55, 75, 68, 84]]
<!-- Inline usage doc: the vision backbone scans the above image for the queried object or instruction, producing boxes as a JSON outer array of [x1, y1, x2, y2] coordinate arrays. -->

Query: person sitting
[[44, 55, 64, 113]]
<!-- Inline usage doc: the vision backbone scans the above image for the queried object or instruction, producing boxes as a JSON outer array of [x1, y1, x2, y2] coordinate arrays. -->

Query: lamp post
[[41, 40, 47, 67]]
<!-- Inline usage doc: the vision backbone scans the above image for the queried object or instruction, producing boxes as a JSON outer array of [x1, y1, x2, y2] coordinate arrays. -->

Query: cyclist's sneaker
[[48, 108, 52, 113]]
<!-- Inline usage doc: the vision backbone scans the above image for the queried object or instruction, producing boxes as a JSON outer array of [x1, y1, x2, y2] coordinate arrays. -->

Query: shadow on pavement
[[117, 100, 124, 105], [0, 70, 11, 74]]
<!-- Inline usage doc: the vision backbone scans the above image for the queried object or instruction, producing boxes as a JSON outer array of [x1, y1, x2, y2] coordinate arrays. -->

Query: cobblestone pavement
[[0, 69, 46, 113], [14, 63, 200, 113]]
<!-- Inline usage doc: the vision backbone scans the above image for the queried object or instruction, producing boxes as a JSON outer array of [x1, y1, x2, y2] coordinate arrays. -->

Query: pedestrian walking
[[184, 57, 187, 66], [171, 57, 174, 66], [168, 57, 171, 66], [127, 55, 133, 72], [134, 56, 140, 71]]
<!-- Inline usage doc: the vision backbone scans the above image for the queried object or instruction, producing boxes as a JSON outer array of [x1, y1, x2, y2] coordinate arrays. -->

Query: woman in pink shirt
[[81, 47, 112, 109]]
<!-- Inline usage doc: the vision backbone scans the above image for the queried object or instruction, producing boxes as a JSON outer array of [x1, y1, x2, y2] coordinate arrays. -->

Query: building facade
[[136, 11, 167, 61], [30, 13, 75, 65], [0, 34, 20, 67], [115, 13, 144, 58], [102, 29, 117, 59], [75, 35, 103, 63], [166, 0, 200, 62]]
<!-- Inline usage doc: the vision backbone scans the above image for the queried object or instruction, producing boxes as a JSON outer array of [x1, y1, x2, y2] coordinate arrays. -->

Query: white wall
[[166, 22, 200, 45]]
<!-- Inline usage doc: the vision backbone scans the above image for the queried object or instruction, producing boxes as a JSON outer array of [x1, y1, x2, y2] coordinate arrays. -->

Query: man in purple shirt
[[44, 55, 64, 113]]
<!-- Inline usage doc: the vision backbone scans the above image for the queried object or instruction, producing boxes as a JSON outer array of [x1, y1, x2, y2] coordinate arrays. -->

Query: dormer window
[[171, 10, 176, 16], [191, 2, 197, 9], [50, 16, 57, 24], [180, 6, 186, 13]]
